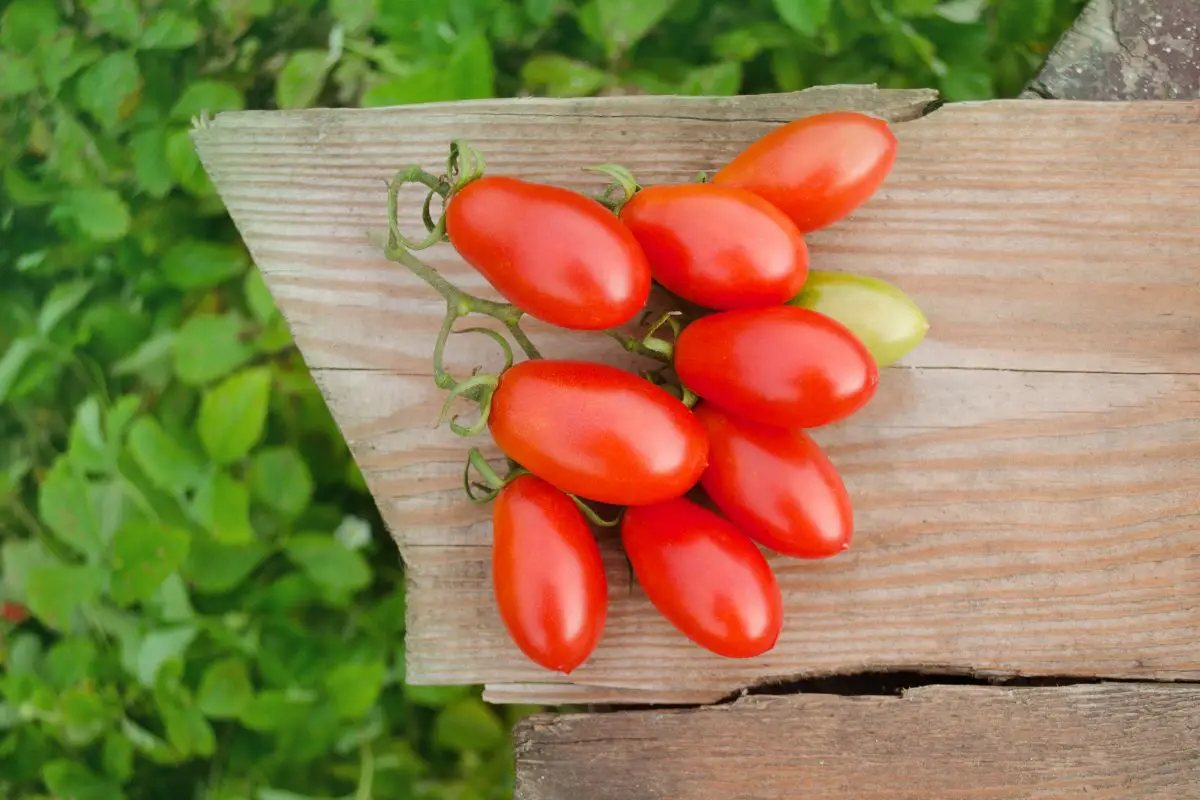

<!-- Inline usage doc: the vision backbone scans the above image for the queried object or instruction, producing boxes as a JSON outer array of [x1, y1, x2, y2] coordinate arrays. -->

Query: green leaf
[[38, 281, 93, 335], [276, 49, 330, 109], [197, 658, 254, 719], [249, 447, 313, 518], [26, 564, 104, 631], [136, 625, 197, 687], [285, 534, 371, 596], [41, 760, 124, 800], [244, 270, 279, 324], [680, 61, 742, 95], [1, 0, 62, 52], [584, 0, 678, 58], [324, 661, 386, 719], [154, 665, 216, 758], [198, 367, 272, 464], [165, 128, 214, 196], [192, 471, 254, 545], [120, 718, 177, 764], [772, 0, 830, 36], [45, 636, 98, 688], [521, 55, 609, 97], [362, 66, 448, 106], [940, 67, 993, 100], [130, 127, 175, 197], [0, 338, 38, 403], [448, 33, 494, 100], [525, 0, 559, 25], [997, 0, 1054, 40], [153, 573, 194, 622], [75, 51, 141, 131], [433, 699, 505, 753], [109, 522, 190, 605], [171, 80, 245, 121], [112, 331, 175, 378], [1, 539, 51, 601], [332, 0, 378, 31], [240, 690, 314, 732], [57, 686, 108, 746], [102, 733, 134, 781], [82, 0, 142, 41], [184, 537, 268, 593], [0, 52, 37, 99], [67, 396, 109, 473], [160, 240, 248, 290], [935, 0, 986, 23], [38, 458, 103, 559], [138, 9, 200, 49], [172, 313, 255, 386], [60, 188, 132, 242], [127, 416, 205, 495], [36, 31, 103, 96]]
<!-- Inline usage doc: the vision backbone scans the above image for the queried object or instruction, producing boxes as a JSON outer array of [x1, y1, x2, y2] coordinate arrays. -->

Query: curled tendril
[[448, 140, 486, 193], [453, 327, 513, 373], [437, 374, 500, 436], [462, 448, 526, 504], [584, 163, 641, 213]]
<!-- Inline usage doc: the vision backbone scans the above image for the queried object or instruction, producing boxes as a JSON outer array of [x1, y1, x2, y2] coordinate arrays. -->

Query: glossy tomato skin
[[492, 475, 607, 673], [618, 184, 808, 310], [445, 176, 651, 330], [695, 403, 852, 559], [622, 497, 782, 658], [675, 305, 878, 429], [488, 360, 708, 505], [712, 111, 897, 233]]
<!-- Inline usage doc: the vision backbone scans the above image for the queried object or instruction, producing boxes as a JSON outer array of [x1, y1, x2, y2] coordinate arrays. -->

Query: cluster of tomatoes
[[382, 111, 929, 674]]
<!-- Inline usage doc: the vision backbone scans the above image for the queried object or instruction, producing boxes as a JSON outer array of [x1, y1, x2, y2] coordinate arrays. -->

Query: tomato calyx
[[386, 139, 486, 251], [463, 448, 623, 526]]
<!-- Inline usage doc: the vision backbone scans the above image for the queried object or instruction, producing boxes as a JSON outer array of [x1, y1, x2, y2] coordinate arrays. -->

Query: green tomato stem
[[585, 163, 641, 214], [569, 495, 624, 528]]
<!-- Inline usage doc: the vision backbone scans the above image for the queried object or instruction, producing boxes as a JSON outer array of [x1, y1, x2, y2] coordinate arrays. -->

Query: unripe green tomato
[[788, 271, 929, 367]]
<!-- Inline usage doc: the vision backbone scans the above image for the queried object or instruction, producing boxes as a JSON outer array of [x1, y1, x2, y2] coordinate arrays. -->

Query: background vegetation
[[1, 0, 1085, 797]]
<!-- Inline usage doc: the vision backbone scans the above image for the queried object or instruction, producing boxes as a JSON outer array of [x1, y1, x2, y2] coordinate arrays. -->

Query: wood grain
[[194, 88, 1200, 704], [514, 684, 1200, 799]]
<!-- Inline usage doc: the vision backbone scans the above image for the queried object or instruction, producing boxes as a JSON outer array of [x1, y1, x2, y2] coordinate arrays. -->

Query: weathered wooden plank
[[194, 90, 1200, 704], [1025, 0, 1200, 100], [514, 683, 1200, 799], [319, 364, 1200, 701]]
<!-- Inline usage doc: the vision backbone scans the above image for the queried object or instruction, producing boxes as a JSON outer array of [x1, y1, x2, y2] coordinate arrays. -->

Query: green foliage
[[1, 0, 1084, 797]]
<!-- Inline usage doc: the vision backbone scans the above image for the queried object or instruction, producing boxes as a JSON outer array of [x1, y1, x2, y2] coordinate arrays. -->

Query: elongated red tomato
[[492, 475, 607, 673], [713, 111, 897, 233], [622, 497, 782, 658], [618, 184, 808, 310], [675, 305, 878, 429], [488, 360, 708, 505], [445, 176, 651, 330], [695, 403, 852, 559]]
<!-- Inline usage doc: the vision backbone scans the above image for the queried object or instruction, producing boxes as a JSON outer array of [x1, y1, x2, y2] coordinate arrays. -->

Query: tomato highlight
[[695, 403, 853, 559], [488, 360, 709, 506], [622, 497, 782, 658], [675, 305, 879, 429], [446, 176, 651, 330], [492, 475, 608, 673], [619, 183, 809, 310], [712, 111, 897, 233]]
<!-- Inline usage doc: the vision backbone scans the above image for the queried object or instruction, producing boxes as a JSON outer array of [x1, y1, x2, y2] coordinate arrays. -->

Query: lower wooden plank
[[515, 683, 1200, 799]]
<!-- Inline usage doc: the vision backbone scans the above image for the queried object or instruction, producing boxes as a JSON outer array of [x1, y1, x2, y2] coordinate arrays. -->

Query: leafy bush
[[1, 0, 1083, 798]]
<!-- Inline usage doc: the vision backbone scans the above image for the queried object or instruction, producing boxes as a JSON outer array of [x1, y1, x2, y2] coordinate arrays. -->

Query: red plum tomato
[[695, 403, 853, 559], [713, 111, 897, 233], [674, 305, 878, 429], [618, 183, 808, 310], [488, 360, 708, 506], [445, 176, 651, 330], [492, 475, 607, 673], [622, 497, 782, 658]]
